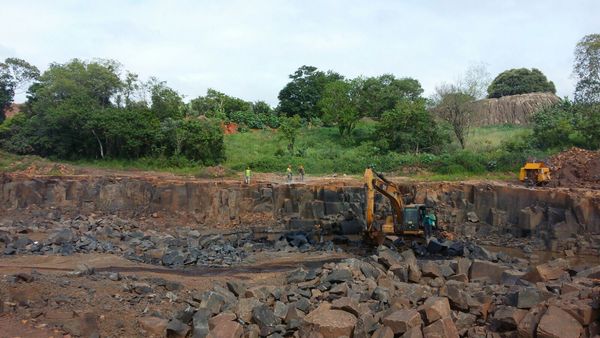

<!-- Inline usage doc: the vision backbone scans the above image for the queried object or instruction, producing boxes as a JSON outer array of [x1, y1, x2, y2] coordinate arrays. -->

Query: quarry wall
[[1, 174, 598, 241]]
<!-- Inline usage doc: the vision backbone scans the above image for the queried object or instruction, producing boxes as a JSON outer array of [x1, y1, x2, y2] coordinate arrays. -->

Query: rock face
[[1, 173, 599, 253], [468, 92, 560, 126]]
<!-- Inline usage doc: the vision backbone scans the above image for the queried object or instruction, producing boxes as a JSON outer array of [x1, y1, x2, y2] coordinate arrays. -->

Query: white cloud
[[1, 0, 598, 104]]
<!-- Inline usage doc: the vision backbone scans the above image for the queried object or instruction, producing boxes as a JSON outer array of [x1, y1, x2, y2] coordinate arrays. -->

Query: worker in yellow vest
[[244, 166, 251, 184], [286, 164, 292, 183]]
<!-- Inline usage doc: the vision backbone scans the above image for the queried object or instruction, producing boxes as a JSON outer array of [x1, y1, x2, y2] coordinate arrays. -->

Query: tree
[[177, 118, 225, 164], [279, 114, 302, 154], [318, 80, 360, 136], [190, 89, 251, 119], [277, 65, 343, 120], [354, 75, 423, 117], [459, 62, 491, 100], [432, 64, 491, 148], [0, 72, 14, 123], [0, 58, 40, 122], [252, 100, 272, 115], [531, 100, 584, 149], [487, 68, 556, 98], [377, 99, 447, 153], [574, 34, 600, 104], [577, 104, 600, 149], [433, 84, 475, 149], [149, 80, 184, 120]]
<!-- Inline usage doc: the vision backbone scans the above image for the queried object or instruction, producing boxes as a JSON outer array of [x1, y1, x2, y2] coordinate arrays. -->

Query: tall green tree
[[277, 65, 343, 120], [574, 34, 600, 104], [149, 79, 184, 120], [487, 68, 556, 98], [0, 58, 40, 122], [318, 79, 360, 136], [354, 74, 423, 117]]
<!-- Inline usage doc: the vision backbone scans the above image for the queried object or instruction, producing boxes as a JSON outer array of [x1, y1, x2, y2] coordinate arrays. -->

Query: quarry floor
[[1, 169, 599, 338]]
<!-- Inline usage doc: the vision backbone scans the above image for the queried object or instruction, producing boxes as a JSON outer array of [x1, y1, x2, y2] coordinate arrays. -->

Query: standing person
[[298, 164, 305, 182], [286, 164, 293, 183], [423, 209, 436, 239], [244, 166, 251, 184]]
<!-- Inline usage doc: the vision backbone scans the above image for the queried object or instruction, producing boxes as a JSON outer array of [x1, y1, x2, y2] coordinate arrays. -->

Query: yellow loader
[[519, 162, 551, 187]]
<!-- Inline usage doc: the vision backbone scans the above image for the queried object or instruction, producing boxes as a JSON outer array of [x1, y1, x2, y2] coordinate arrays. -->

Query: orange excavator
[[364, 167, 432, 245]]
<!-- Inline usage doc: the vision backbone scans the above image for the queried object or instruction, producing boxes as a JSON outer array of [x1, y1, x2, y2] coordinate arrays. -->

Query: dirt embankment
[[548, 147, 600, 189]]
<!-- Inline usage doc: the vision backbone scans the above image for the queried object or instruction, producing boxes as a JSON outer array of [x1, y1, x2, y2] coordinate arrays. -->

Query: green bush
[[228, 110, 280, 129], [488, 68, 556, 98], [432, 150, 486, 174], [377, 99, 450, 153]]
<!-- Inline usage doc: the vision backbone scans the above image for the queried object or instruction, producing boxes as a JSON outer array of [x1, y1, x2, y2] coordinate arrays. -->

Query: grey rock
[[252, 305, 281, 336], [166, 318, 190, 338], [191, 308, 211, 338], [324, 269, 352, 283]]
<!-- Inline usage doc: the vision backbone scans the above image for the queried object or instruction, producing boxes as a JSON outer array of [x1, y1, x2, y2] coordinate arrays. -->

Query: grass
[[223, 123, 378, 174], [465, 125, 531, 152], [224, 122, 536, 176], [0, 150, 47, 172], [1, 122, 542, 180], [69, 157, 203, 175]]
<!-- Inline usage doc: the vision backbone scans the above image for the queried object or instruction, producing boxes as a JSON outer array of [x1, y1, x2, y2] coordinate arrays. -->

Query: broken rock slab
[[417, 297, 452, 324], [523, 260, 570, 283], [208, 320, 243, 338], [469, 259, 506, 284], [536, 305, 583, 338], [382, 309, 422, 335], [302, 303, 357, 338], [422, 317, 458, 338], [517, 304, 546, 338], [491, 306, 527, 331]]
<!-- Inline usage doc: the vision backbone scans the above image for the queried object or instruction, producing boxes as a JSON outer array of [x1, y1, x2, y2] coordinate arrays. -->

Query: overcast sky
[[2, 0, 599, 104]]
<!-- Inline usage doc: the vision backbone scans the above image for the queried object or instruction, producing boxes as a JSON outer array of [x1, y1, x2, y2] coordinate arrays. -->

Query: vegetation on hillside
[[0, 59, 225, 166], [1, 33, 599, 180]]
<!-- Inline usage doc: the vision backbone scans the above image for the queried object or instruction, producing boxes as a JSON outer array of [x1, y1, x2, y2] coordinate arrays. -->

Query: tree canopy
[[0, 58, 40, 123], [277, 65, 343, 120], [487, 68, 556, 98], [354, 74, 423, 117], [0, 59, 224, 164], [574, 34, 600, 104], [318, 80, 360, 137]]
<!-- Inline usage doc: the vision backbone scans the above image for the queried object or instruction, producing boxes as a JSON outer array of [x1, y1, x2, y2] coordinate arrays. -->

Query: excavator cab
[[401, 204, 427, 233]]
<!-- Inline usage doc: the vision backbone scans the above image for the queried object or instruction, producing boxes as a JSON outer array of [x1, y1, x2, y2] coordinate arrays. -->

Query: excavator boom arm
[[364, 168, 405, 236]]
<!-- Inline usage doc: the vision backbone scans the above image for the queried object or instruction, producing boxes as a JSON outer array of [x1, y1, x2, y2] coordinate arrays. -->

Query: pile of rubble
[[548, 147, 600, 189], [39, 247, 600, 338], [0, 216, 338, 268], [136, 247, 598, 337], [2, 240, 599, 337]]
